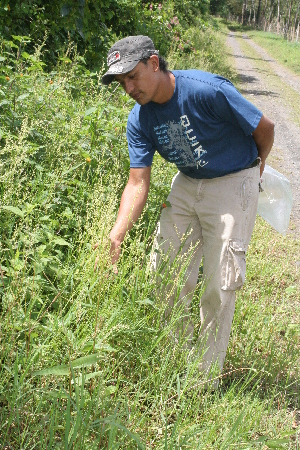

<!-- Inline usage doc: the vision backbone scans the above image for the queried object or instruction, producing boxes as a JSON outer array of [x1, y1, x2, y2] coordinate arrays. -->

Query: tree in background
[[0, 0, 210, 68], [0, 0, 143, 66], [213, 0, 300, 38]]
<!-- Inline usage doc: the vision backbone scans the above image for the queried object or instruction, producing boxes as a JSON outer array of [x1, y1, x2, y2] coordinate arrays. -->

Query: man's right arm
[[109, 166, 151, 266]]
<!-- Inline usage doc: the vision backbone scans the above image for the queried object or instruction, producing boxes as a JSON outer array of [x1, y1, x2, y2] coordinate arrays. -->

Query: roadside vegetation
[[246, 31, 300, 76], [0, 10, 299, 450]]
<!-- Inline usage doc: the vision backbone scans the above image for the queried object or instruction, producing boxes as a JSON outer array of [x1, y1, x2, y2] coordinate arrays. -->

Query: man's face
[[115, 56, 160, 105]]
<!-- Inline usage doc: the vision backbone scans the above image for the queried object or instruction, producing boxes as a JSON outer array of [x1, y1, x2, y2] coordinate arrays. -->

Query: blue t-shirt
[[126, 70, 262, 179]]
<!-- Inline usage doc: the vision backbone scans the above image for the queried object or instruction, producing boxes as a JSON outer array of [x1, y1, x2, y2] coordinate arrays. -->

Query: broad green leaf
[[21, 52, 31, 60], [34, 364, 69, 376], [34, 353, 104, 376], [266, 438, 290, 448], [30, 332, 38, 339], [2, 205, 24, 217], [71, 370, 102, 385], [12, 35, 24, 42], [105, 385, 118, 395], [59, 57, 72, 63], [285, 285, 297, 294], [40, 215, 50, 221], [0, 56, 6, 62], [71, 354, 102, 368], [12, 35, 31, 42], [52, 237, 71, 247], [25, 203, 36, 214], [9, 41, 19, 49], [16, 93, 29, 102], [137, 299, 155, 306], [94, 344, 117, 352], [0, 100, 11, 107], [84, 106, 97, 116]]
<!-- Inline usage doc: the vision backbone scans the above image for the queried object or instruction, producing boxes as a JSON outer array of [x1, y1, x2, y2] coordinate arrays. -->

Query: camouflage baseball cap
[[101, 35, 159, 85]]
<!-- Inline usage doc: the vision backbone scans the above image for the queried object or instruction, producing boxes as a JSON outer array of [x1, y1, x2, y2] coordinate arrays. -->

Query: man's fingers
[[93, 240, 120, 274]]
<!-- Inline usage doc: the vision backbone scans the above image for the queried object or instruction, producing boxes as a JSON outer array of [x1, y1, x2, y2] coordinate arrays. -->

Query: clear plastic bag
[[257, 165, 293, 235]]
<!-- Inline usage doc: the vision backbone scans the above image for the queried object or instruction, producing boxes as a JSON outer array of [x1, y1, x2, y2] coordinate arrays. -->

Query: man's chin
[[134, 97, 150, 106]]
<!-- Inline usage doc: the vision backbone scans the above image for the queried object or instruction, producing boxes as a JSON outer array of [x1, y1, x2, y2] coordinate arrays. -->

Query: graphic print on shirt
[[154, 114, 208, 169]]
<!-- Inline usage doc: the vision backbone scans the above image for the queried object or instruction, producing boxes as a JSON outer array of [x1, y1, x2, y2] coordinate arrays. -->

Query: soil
[[226, 32, 300, 236]]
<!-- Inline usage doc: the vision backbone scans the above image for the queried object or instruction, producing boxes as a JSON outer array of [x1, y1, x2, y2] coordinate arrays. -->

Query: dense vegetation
[[0, 2, 300, 448], [0, 0, 210, 67]]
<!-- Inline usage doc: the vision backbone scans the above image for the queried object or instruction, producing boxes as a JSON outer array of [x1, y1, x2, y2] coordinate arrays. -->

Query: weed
[[0, 29, 299, 449]]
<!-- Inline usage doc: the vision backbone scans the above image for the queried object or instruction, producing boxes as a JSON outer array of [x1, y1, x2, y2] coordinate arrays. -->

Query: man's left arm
[[252, 115, 275, 176]]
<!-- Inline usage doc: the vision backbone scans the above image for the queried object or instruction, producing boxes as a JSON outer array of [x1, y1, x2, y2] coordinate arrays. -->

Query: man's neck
[[152, 71, 175, 104]]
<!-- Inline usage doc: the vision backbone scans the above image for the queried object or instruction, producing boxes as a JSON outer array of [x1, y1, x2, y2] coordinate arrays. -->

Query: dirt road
[[226, 32, 300, 236]]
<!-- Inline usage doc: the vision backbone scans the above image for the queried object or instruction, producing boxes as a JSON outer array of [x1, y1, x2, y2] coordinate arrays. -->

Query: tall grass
[[167, 25, 235, 80], [0, 30, 299, 448]]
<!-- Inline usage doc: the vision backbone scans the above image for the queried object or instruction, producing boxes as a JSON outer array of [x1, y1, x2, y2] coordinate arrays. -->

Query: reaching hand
[[93, 240, 119, 274]]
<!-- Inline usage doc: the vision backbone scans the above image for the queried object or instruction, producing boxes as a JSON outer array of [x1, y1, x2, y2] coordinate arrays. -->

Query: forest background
[[0, 0, 300, 448]]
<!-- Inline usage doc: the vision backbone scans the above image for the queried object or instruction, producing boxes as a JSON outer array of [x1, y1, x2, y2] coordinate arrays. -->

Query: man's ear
[[149, 54, 159, 72]]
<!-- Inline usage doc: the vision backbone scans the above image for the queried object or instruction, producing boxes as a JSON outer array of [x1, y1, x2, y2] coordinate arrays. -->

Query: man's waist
[[179, 157, 262, 179], [245, 157, 261, 170]]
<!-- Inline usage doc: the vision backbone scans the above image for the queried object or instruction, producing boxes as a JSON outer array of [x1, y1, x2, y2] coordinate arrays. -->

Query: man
[[100, 35, 274, 378]]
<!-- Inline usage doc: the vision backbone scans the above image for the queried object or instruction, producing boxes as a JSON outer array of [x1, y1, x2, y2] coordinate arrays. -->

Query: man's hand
[[108, 233, 122, 274], [94, 166, 151, 274], [252, 115, 275, 176], [93, 241, 119, 274]]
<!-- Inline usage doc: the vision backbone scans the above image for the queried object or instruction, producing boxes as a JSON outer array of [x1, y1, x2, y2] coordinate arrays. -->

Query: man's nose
[[124, 79, 134, 95]]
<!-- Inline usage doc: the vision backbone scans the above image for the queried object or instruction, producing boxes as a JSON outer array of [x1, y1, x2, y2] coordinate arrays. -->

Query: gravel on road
[[226, 32, 300, 236]]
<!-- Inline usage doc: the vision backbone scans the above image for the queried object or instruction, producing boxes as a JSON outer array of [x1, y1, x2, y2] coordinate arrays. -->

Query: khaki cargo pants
[[152, 166, 260, 375]]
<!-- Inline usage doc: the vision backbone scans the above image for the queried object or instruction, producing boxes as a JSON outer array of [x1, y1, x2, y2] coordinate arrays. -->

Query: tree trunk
[[252, 0, 256, 26], [262, 0, 268, 30], [266, 0, 275, 31], [242, 0, 247, 25], [285, 0, 293, 39], [294, 0, 300, 29], [277, 0, 280, 35], [256, 0, 262, 27]]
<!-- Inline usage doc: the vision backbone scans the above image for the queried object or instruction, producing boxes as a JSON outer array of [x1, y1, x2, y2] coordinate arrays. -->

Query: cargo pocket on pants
[[221, 239, 246, 291]]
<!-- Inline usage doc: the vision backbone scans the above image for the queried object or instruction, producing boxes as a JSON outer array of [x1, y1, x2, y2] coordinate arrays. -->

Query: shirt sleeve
[[126, 107, 156, 168], [213, 80, 262, 136]]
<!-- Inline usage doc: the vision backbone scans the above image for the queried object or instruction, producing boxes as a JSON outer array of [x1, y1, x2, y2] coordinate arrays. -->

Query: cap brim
[[101, 59, 140, 85]]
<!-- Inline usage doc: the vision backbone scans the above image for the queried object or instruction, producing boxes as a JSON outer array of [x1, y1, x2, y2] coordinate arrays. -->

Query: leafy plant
[[0, 21, 299, 449]]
